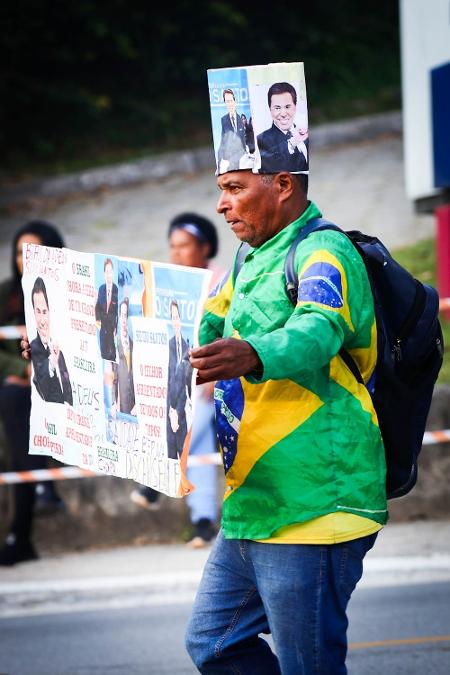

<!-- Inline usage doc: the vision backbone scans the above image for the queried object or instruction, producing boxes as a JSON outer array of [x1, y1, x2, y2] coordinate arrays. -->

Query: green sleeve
[[199, 309, 226, 346], [245, 309, 344, 382]]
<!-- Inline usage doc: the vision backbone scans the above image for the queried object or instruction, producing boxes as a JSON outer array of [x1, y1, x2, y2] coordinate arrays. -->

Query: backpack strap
[[284, 217, 365, 385], [231, 216, 364, 385], [284, 217, 341, 303], [233, 217, 340, 288], [233, 241, 251, 284]]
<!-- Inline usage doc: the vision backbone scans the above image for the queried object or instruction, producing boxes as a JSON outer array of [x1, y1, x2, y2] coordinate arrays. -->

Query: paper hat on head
[[207, 62, 308, 176]]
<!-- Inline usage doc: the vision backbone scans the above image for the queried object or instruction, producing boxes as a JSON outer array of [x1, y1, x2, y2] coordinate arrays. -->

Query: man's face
[[104, 262, 113, 286], [120, 304, 128, 336], [224, 93, 236, 116], [270, 92, 296, 131], [216, 171, 283, 248], [33, 291, 50, 345], [171, 304, 181, 337]]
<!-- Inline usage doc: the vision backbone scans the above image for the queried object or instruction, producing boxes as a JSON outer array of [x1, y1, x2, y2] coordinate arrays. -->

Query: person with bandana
[[131, 213, 223, 547]]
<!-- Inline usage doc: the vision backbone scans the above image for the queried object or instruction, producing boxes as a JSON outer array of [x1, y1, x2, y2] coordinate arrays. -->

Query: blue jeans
[[185, 530, 377, 674]]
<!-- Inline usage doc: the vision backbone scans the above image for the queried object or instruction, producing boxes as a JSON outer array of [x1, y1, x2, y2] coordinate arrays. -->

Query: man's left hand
[[190, 338, 262, 383]]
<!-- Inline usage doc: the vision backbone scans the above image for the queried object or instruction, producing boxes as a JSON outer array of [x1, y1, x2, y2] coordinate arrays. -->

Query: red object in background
[[436, 204, 450, 321]]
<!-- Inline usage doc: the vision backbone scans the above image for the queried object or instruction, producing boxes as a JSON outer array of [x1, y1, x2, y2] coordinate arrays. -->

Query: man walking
[[185, 62, 387, 674]]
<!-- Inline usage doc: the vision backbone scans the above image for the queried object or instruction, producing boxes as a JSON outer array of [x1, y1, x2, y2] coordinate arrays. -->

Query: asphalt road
[[1, 582, 449, 674], [1, 521, 450, 674]]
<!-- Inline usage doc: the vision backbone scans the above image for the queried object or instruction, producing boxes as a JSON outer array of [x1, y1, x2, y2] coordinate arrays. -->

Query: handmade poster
[[207, 62, 308, 175], [22, 243, 211, 498]]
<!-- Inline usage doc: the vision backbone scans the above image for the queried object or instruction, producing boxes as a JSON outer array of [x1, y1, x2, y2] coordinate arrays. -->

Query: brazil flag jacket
[[200, 201, 387, 540]]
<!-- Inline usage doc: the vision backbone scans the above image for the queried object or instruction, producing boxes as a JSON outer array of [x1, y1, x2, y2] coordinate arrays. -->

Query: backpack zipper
[[391, 281, 426, 362]]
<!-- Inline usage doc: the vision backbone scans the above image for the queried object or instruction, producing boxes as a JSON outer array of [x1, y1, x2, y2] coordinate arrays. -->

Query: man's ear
[[275, 172, 295, 199]]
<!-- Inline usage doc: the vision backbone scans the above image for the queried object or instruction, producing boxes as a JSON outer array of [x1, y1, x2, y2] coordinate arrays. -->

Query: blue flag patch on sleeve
[[297, 262, 344, 308]]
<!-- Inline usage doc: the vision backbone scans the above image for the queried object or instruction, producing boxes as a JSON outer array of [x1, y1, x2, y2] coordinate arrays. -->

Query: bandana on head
[[172, 223, 207, 244], [207, 62, 309, 176]]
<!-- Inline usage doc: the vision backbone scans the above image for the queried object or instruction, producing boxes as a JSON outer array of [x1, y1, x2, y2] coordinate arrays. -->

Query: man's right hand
[[190, 338, 262, 383]]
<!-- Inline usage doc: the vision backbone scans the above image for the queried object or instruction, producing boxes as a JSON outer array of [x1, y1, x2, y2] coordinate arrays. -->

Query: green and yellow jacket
[[200, 201, 387, 540]]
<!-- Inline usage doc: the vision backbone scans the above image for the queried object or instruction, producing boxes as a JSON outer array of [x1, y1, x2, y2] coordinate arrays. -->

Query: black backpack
[[234, 217, 444, 499]]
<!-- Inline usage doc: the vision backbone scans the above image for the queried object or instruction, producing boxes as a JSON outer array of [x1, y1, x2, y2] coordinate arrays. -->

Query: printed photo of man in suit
[[30, 277, 73, 405], [167, 299, 193, 460], [95, 257, 118, 361], [114, 297, 136, 416], [217, 88, 247, 174], [257, 81, 309, 174]]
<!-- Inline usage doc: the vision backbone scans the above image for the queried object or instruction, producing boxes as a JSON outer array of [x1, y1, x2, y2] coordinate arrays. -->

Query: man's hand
[[20, 334, 30, 360], [189, 338, 262, 383]]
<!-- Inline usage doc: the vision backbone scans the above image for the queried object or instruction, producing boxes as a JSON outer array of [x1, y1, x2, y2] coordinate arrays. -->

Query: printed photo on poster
[[103, 258, 144, 444], [207, 62, 308, 175], [29, 276, 73, 406], [22, 244, 211, 499], [114, 259, 145, 418], [94, 256, 119, 362], [153, 263, 211, 462], [208, 67, 255, 175], [248, 63, 309, 174]]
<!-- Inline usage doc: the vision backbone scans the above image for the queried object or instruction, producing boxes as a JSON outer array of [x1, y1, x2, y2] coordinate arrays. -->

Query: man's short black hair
[[260, 173, 308, 196], [295, 173, 308, 195]]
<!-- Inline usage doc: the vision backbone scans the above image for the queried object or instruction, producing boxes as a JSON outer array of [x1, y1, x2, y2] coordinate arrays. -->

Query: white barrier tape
[[0, 453, 222, 485], [422, 429, 450, 445], [187, 453, 222, 467], [0, 466, 98, 485], [2, 428, 450, 485], [439, 298, 450, 311]]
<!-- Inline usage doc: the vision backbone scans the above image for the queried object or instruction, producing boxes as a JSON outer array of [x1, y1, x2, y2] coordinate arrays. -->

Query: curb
[[0, 111, 402, 210]]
